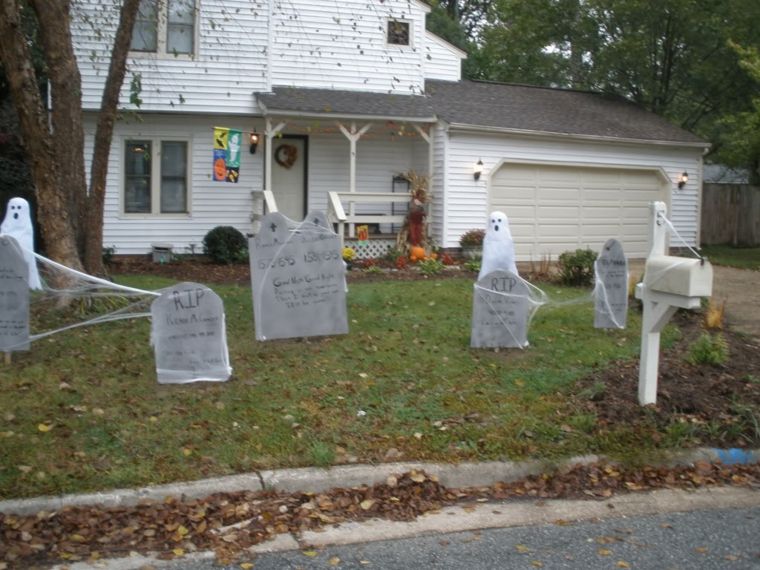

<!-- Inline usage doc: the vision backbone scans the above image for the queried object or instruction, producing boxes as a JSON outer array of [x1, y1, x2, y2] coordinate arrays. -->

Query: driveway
[[711, 265, 760, 338]]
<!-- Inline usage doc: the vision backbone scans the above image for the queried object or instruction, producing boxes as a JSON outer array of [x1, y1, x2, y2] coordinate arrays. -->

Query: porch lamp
[[249, 130, 260, 154], [473, 159, 484, 181], [677, 171, 688, 189]]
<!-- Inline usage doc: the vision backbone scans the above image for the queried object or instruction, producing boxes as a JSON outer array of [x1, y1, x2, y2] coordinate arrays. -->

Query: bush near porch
[[1, 273, 758, 500]]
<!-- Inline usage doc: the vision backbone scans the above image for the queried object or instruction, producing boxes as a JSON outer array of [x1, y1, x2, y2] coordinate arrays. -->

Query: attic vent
[[387, 20, 410, 46]]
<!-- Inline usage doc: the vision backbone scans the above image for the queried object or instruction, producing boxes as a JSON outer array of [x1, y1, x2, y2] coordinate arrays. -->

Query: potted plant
[[459, 229, 485, 259]]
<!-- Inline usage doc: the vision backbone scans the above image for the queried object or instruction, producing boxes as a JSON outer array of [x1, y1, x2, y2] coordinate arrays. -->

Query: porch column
[[264, 118, 286, 196], [338, 121, 372, 237], [413, 124, 433, 244]]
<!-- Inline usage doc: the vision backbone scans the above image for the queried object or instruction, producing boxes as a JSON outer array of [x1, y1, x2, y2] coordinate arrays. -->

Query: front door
[[271, 136, 307, 221]]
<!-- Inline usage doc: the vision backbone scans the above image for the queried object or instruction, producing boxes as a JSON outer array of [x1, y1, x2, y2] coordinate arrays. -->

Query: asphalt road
[[166, 505, 760, 570]]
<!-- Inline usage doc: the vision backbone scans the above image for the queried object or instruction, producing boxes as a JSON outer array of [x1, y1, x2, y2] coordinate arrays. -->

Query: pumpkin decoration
[[409, 245, 426, 261]]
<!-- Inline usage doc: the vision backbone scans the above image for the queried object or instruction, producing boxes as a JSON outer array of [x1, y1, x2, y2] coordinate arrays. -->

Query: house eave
[[447, 122, 710, 150], [261, 108, 437, 124]]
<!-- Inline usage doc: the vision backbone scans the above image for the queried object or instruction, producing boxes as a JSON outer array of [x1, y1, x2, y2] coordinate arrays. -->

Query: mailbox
[[644, 255, 713, 298]]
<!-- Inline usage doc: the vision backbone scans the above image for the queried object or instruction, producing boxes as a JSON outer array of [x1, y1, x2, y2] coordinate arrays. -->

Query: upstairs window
[[130, 0, 196, 56], [387, 20, 410, 46]]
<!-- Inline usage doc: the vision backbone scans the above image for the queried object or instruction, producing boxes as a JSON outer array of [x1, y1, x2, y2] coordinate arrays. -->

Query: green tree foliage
[[473, 0, 760, 169]]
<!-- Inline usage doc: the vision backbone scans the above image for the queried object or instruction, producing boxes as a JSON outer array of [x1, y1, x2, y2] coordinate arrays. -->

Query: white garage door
[[490, 163, 667, 259]]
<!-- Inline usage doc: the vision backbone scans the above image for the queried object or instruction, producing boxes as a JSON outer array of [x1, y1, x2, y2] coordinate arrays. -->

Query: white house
[[73, 0, 708, 259]]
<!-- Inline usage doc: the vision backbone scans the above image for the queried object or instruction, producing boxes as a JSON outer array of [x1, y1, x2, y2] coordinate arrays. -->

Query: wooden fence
[[701, 183, 760, 246]]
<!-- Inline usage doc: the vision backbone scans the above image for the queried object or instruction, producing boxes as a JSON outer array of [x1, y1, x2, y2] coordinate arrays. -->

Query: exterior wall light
[[249, 130, 260, 154], [677, 171, 688, 189], [474, 159, 484, 181]]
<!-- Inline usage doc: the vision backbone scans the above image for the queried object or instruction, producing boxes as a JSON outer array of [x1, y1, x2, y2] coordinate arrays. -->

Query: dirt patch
[[574, 311, 760, 447]]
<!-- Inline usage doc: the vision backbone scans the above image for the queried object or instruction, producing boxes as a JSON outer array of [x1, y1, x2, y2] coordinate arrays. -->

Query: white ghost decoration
[[1, 197, 42, 290], [478, 210, 518, 280]]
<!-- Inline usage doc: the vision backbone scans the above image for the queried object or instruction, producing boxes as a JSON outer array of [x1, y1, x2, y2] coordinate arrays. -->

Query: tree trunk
[[84, 0, 141, 275], [30, 0, 88, 258], [0, 0, 82, 273]]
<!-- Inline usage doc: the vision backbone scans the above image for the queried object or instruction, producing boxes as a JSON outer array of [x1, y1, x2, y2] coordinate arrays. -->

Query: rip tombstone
[[471, 270, 530, 348], [250, 211, 348, 341], [594, 238, 628, 329], [0, 236, 29, 351], [150, 282, 231, 384]]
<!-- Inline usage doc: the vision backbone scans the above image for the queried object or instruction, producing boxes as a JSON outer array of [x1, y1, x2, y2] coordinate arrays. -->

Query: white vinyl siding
[[73, 0, 268, 114], [439, 130, 703, 256], [423, 32, 465, 82], [270, 0, 428, 93]]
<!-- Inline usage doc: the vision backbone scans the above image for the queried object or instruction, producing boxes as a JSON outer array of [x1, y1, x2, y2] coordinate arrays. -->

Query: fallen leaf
[[616, 562, 631, 568], [531, 561, 543, 568], [182, 448, 192, 457], [515, 544, 530, 553], [360, 499, 376, 510], [386, 475, 398, 487], [93, 408, 105, 416], [37, 423, 53, 432], [240, 563, 254, 569], [409, 470, 425, 483], [302, 550, 318, 557], [329, 556, 341, 566], [695, 547, 708, 554], [724, 554, 739, 561], [597, 548, 612, 556], [172, 548, 184, 557]]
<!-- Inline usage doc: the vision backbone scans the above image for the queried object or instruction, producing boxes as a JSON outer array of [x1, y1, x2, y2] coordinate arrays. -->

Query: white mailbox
[[644, 255, 713, 298]]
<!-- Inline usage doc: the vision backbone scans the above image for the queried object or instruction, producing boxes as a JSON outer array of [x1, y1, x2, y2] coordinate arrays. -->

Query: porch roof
[[425, 79, 707, 146], [256, 86, 437, 122]]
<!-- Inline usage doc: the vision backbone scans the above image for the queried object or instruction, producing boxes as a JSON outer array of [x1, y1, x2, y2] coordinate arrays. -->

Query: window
[[130, 0, 196, 56], [387, 20, 410, 46], [124, 139, 189, 215]]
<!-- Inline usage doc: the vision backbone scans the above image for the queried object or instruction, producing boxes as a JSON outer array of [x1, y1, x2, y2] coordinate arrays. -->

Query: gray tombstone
[[250, 211, 348, 341], [471, 270, 531, 348], [594, 238, 628, 329], [150, 282, 231, 384], [0, 236, 29, 351]]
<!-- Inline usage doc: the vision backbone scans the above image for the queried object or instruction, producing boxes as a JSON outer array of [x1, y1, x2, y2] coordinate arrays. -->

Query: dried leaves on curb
[[2, 463, 759, 568]]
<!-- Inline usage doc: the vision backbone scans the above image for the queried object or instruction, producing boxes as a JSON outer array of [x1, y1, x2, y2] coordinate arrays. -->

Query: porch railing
[[327, 191, 409, 243]]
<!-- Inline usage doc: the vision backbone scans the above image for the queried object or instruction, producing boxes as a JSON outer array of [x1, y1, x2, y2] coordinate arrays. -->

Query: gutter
[[259, 108, 437, 124], [447, 122, 710, 150]]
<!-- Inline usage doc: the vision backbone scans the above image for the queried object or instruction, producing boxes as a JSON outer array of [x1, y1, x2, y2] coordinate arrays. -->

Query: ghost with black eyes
[[478, 210, 518, 281], [1, 197, 42, 290]]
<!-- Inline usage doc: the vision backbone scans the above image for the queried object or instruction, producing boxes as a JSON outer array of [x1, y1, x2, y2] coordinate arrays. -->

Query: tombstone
[[250, 211, 348, 341], [0, 236, 30, 351], [594, 239, 628, 329], [471, 270, 531, 348], [150, 282, 231, 383]]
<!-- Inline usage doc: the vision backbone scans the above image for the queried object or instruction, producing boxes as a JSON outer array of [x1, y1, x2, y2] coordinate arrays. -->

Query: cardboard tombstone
[[0, 236, 30, 351], [0, 197, 42, 290], [150, 282, 231, 384], [250, 211, 348, 341], [478, 211, 518, 281], [471, 270, 530, 348], [594, 238, 628, 329]]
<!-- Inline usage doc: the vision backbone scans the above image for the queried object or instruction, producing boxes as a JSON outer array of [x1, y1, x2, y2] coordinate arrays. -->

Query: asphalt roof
[[425, 80, 705, 144], [257, 86, 436, 120], [256, 80, 706, 145]]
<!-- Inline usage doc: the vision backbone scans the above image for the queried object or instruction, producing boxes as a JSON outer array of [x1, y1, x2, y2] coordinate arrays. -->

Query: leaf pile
[[2, 463, 759, 568]]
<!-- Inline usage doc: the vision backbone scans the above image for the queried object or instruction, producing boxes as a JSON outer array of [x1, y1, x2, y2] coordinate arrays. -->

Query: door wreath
[[275, 143, 298, 169]]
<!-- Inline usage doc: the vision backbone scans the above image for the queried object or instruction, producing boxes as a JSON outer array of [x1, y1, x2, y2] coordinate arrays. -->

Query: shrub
[[688, 332, 729, 365], [203, 226, 248, 264], [418, 258, 444, 276], [464, 258, 481, 273], [459, 229, 485, 247], [557, 248, 597, 286]]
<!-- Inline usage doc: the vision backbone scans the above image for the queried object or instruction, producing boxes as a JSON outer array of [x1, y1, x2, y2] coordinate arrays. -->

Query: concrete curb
[[2, 448, 758, 517]]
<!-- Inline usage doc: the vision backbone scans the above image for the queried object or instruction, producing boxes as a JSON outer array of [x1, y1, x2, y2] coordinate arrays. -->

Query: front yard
[[1, 270, 758, 500]]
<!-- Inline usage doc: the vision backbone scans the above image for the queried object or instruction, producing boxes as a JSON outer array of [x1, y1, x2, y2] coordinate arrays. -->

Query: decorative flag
[[212, 127, 241, 183]]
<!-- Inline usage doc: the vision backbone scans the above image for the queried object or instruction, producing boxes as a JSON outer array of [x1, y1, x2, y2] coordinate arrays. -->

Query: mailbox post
[[635, 201, 713, 405]]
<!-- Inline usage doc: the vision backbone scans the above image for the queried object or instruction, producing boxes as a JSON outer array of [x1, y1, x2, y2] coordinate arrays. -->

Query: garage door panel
[[491, 164, 666, 259]]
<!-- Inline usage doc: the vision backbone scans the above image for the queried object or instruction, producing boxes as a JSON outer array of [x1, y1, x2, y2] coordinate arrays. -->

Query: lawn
[[1, 275, 680, 499], [701, 245, 760, 270]]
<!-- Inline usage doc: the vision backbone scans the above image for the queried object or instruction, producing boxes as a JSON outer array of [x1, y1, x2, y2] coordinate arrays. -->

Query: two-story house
[[73, 0, 708, 259]]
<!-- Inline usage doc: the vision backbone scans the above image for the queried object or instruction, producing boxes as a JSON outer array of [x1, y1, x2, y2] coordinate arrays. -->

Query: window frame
[[386, 18, 412, 47], [129, 0, 199, 60], [121, 136, 192, 218]]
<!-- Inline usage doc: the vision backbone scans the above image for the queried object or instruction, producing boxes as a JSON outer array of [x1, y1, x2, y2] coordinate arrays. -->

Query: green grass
[[700, 245, 760, 270], [0, 277, 679, 499]]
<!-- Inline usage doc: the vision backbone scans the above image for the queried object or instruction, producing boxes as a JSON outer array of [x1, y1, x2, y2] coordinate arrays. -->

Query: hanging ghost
[[1, 197, 42, 290], [478, 210, 518, 280]]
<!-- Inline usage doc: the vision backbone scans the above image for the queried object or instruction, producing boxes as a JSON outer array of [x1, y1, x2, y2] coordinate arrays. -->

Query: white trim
[[447, 122, 710, 150], [260, 108, 437, 124], [411, 0, 431, 14], [386, 18, 413, 48], [119, 135, 193, 218]]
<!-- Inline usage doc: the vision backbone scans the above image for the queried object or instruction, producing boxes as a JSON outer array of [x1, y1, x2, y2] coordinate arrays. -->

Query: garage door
[[489, 163, 667, 259]]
